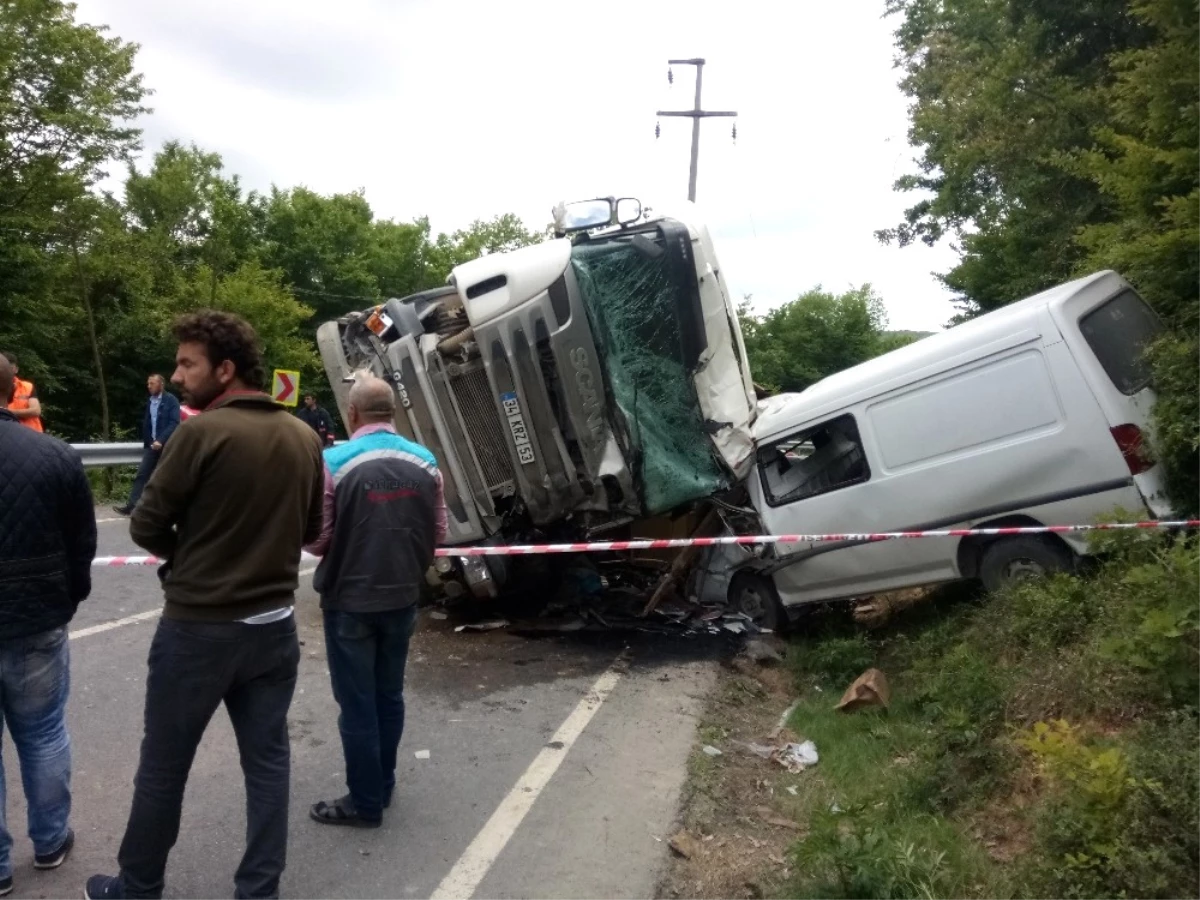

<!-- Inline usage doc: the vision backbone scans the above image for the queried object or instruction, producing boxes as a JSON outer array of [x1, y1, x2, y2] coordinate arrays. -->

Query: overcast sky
[[75, 0, 962, 332]]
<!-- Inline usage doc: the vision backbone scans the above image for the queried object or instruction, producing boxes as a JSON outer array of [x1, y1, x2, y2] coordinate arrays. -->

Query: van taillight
[[1110, 424, 1153, 475]]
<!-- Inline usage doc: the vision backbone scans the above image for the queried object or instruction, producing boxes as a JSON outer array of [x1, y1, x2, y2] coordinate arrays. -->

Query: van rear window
[[1079, 290, 1163, 395]]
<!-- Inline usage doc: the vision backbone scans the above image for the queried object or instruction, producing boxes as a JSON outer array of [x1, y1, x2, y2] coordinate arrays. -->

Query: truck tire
[[979, 536, 1075, 594], [728, 573, 788, 633]]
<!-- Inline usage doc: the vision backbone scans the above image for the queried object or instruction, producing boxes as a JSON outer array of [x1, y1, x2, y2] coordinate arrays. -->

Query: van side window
[[1079, 289, 1163, 395], [758, 414, 870, 507]]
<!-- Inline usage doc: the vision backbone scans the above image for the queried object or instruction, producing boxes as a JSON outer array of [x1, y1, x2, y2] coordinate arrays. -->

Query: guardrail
[[72, 440, 346, 467], [73, 443, 143, 468]]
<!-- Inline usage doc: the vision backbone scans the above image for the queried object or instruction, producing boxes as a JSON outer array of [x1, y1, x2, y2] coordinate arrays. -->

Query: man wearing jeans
[[305, 375, 447, 828], [85, 312, 325, 900], [0, 353, 96, 897]]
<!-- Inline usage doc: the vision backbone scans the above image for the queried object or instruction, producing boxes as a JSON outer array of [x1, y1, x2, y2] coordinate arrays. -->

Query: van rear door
[[1051, 276, 1172, 516]]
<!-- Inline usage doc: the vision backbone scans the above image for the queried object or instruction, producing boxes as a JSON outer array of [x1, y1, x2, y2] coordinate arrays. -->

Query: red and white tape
[[91, 519, 1199, 566]]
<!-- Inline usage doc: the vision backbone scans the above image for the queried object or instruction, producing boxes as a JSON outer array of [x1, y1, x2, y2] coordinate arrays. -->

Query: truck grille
[[451, 363, 514, 493]]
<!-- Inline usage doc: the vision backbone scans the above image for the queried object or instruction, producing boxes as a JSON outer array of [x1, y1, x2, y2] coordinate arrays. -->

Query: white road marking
[[69, 609, 161, 641], [430, 659, 625, 900], [70, 565, 317, 641]]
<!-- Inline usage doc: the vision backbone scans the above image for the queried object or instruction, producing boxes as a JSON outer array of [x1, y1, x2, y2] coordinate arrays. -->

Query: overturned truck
[[316, 198, 758, 603]]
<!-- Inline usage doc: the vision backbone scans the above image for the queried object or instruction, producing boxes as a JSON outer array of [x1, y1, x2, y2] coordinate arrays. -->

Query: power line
[[655, 59, 738, 203]]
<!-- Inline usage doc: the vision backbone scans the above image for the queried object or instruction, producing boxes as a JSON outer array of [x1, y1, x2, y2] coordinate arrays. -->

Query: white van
[[728, 270, 1172, 626]]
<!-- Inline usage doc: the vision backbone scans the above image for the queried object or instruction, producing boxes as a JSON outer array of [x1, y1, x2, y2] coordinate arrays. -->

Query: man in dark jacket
[[113, 375, 180, 516], [304, 374, 447, 828], [0, 352, 96, 895], [296, 393, 337, 446], [85, 312, 325, 900]]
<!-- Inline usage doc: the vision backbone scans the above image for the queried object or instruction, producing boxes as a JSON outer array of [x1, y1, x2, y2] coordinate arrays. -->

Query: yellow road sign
[[271, 369, 301, 407]]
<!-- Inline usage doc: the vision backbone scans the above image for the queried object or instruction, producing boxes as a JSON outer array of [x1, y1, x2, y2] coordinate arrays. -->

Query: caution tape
[[90, 519, 1199, 566]]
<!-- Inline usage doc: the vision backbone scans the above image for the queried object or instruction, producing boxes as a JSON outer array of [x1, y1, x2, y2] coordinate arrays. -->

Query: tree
[[876, 0, 1148, 318], [423, 213, 544, 285], [739, 286, 908, 394], [0, 0, 148, 430]]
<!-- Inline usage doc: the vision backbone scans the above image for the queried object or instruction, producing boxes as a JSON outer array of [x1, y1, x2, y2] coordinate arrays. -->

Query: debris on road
[[668, 830, 703, 859], [754, 806, 803, 831], [733, 741, 776, 760], [741, 637, 785, 666], [702, 745, 723, 757], [454, 618, 509, 633], [414, 749, 431, 760], [836, 668, 891, 712], [775, 740, 818, 773]]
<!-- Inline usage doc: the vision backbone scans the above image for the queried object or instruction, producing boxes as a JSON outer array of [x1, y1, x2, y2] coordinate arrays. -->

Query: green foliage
[[794, 806, 953, 900], [791, 633, 877, 688], [881, 0, 1199, 513], [739, 285, 910, 393], [1095, 535, 1199, 704]]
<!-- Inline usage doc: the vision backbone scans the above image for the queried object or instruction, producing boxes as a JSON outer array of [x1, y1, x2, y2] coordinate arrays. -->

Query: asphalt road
[[3, 511, 718, 900]]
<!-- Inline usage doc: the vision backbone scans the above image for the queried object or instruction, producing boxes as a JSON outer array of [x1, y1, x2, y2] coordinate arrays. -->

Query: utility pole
[[656, 58, 737, 203]]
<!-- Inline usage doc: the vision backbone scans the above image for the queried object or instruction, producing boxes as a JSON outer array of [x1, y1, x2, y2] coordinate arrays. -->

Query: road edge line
[[430, 659, 626, 900]]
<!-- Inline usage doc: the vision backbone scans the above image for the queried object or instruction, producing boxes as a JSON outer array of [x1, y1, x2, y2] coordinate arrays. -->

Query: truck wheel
[[979, 537, 1075, 593], [728, 573, 787, 633]]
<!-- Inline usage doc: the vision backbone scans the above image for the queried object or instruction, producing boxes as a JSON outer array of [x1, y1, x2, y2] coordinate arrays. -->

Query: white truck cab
[[317, 197, 757, 599]]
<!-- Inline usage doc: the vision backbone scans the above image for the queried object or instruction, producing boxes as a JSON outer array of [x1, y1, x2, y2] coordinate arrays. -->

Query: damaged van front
[[316, 197, 756, 600]]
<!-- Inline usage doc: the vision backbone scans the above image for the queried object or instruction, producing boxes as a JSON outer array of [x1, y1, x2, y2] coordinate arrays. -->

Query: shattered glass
[[570, 239, 727, 515]]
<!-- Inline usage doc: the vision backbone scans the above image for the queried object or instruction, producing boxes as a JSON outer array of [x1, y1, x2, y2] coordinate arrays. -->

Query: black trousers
[[125, 448, 160, 510], [117, 615, 300, 899]]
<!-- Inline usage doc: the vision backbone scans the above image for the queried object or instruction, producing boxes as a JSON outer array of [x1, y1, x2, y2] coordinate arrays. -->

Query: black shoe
[[35, 827, 73, 869], [111, 506, 132, 516], [84, 874, 124, 899], [309, 795, 381, 828], [0, 875, 12, 897]]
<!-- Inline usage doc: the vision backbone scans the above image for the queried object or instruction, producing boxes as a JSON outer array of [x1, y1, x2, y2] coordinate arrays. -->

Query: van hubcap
[[738, 587, 768, 621], [1004, 558, 1046, 581]]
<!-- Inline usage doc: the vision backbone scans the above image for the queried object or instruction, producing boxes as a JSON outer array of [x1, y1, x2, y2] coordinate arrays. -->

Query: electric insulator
[[655, 121, 660, 139], [732, 123, 737, 142], [667, 67, 673, 85]]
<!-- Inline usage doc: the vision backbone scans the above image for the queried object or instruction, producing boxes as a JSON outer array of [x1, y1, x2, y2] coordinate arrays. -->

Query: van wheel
[[728, 573, 787, 633], [979, 537, 1075, 593]]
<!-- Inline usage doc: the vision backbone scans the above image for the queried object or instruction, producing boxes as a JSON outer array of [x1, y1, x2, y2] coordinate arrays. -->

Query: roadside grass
[[772, 528, 1199, 900]]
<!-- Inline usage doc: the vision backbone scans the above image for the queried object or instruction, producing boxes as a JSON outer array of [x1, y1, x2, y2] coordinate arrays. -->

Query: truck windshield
[[570, 233, 727, 514], [1079, 289, 1164, 395]]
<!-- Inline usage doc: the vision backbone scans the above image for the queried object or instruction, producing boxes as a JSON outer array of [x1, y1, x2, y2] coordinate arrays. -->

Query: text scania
[[570, 347, 605, 450]]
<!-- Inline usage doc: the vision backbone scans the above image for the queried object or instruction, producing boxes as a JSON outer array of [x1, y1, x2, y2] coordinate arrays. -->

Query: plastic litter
[[701, 745, 723, 757], [775, 740, 819, 773], [414, 749, 431, 760]]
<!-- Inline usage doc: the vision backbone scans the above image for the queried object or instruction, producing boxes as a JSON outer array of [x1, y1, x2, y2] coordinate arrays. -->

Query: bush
[[1020, 714, 1199, 899], [1148, 332, 1200, 517]]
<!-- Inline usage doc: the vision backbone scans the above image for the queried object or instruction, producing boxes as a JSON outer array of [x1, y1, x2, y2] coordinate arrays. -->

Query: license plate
[[500, 391, 536, 465]]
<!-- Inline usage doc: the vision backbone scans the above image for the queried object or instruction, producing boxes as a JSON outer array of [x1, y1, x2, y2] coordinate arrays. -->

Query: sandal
[[309, 795, 381, 829]]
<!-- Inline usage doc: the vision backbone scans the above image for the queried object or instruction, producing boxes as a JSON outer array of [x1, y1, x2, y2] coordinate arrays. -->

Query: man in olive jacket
[[85, 312, 325, 900]]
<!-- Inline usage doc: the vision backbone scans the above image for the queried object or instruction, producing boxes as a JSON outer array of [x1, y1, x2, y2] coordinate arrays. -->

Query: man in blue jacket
[[304, 375, 447, 828], [114, 374, 180, 516]]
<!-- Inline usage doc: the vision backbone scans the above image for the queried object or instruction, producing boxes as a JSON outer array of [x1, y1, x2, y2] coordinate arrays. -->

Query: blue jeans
[[0, 626, 71, 878], [323, 606, 418, 821]]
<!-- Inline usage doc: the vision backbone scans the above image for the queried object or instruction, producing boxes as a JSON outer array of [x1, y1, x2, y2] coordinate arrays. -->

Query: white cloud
[[78, 0, 961, 331]]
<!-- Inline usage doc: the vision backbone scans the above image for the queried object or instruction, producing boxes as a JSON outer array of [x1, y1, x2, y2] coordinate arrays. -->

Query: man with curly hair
[[86, 312, 326, 900]]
